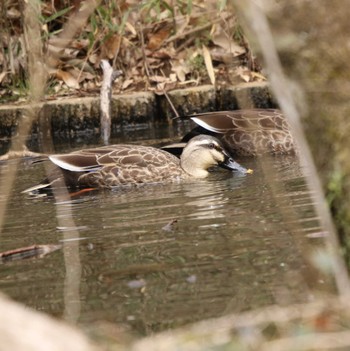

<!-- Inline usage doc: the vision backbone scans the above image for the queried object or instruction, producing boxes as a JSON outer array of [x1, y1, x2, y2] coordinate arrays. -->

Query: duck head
[[180, 135, 248, 178]]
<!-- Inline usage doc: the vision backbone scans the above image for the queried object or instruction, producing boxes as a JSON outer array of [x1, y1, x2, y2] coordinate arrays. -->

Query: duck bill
[[220, 154, 248, 174]]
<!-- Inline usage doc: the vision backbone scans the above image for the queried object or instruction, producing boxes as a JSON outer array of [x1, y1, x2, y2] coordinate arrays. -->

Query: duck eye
[[208, 143, 215, 149]]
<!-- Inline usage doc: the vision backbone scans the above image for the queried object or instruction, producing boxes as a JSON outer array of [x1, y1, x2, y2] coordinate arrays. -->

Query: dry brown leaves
[[0, 0, 267, 102]]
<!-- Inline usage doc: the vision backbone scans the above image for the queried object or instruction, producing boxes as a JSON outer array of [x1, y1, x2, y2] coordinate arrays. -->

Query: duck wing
[[23, 145, 183, 193], [190, 112, 235, 133], [184, 109, 295, 156], [48, 145, 157, 172], [188, 109, 288, 133], [49, 145, 182, 188]]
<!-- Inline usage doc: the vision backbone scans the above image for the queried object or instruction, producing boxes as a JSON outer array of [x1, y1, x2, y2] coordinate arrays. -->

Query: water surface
[[0, 130, 335, 335]]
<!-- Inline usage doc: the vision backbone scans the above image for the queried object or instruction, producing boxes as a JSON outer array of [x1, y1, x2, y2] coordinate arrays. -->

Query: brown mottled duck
[[182, 109, 295, 156], [23, 135, 249, 194]]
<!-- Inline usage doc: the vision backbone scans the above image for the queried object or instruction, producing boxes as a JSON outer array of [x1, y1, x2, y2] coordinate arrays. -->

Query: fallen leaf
[[169, 73, 177, 82], [178, 79, 199, 85], [71, 39, 89, 50], [147, 28, 170, 51], [127, 279, 146, 289], [149, 49, 172, 60], [236, 66, 251, 82], [210, 47, 240, 64], [88, 53, 99, 64], [202, 45, 215, 85], [102, 34, 121, 59], [7, 7, 21, 19], [171, 59, 190, 82], [125, 21, 137, 37], [0, 71, 8, 84], [65, 59, 95, 74], [186, 275, 197, 283], [83, 80, 98, 90], [212, 25, 245, 56], [156, 82, 166, 91], [250, 71, 267, 81], [0, 244, 62, 263], [154, 81, 177, 94], [122, 79, 133, 90], [56, 69, 80, 89], [149, 75, 168, 83], [162, 219, 178, 232]]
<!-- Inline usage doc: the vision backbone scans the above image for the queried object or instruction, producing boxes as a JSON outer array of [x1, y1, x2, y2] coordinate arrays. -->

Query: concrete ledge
[[158, 85, 217, 121], [0, 82, 276, 139], [217, 81, 278, 110]]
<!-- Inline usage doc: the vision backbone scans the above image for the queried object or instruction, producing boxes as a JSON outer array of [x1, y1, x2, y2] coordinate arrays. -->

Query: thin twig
[[165, 14, 233, 44], [160, 68, 179, 118], [139, 23, 151, 88], [164, 91, 180, 119]]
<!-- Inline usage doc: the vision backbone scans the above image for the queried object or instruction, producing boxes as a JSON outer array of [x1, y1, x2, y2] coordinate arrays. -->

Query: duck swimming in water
[[23, 135, 249, 194], [181, 109, 295, 156]]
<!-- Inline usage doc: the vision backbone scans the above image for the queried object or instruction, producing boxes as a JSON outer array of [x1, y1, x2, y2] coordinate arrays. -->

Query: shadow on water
[[0, 138, 335, 335]]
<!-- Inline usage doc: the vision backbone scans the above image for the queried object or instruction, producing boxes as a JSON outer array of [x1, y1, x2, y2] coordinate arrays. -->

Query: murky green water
[[0, 127, 335, 336]]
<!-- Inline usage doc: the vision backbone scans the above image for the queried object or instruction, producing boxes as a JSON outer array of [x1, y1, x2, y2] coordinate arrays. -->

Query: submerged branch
[[0, 148, 44, 161]]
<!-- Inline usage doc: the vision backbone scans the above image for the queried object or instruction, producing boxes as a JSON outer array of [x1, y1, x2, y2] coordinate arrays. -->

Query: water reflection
[[0, 151, 335, 335]]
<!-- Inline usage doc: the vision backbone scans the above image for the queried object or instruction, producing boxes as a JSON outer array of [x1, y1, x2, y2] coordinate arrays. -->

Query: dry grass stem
[[231, 0, 350, 296]]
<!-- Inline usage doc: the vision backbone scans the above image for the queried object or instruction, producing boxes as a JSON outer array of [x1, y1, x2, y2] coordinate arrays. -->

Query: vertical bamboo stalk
[[100, 60, 122, 145]]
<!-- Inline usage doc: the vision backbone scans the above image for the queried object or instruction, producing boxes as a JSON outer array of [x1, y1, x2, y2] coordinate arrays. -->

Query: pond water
[[0, 124, 336, 336]]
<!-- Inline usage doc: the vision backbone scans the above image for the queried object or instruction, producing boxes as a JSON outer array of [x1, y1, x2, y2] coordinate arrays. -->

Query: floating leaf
[[162, 219, 178, 232], [127, 279, 146, 289], [186, 274, 197, 283], [0, 244, 62, 263]]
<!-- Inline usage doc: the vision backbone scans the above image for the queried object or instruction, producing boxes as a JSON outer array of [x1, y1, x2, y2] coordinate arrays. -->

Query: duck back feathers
[[184, 109, 295, 156], [49, 144, 184, 188]]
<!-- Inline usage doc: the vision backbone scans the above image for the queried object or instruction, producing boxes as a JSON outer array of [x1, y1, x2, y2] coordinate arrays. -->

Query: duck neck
[[180, 150, 210, 178]]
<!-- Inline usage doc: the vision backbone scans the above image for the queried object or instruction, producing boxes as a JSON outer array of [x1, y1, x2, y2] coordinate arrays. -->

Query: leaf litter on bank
[[0, 0, 266, 102]]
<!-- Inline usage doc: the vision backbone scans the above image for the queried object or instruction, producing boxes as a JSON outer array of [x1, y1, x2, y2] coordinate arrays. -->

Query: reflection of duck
[[181, 109, 295, 156], [23, 135, 248, 193]]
